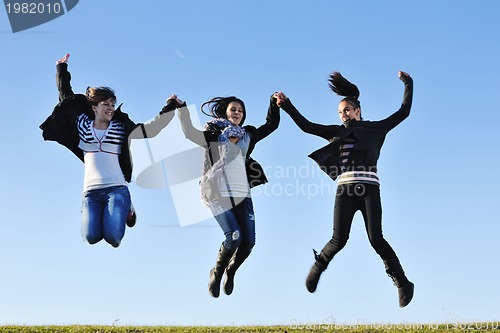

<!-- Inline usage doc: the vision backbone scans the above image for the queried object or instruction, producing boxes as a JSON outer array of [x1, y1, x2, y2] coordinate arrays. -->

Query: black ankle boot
[[208, 244, 233, 298], [384, 258, 414, 307], [306, 249, 329, 293]]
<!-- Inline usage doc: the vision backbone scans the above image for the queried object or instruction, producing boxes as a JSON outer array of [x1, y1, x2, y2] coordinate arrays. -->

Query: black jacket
[[281, 76, 413, 180], [40, 63, 175, 182], [178, 96, 280, 188]]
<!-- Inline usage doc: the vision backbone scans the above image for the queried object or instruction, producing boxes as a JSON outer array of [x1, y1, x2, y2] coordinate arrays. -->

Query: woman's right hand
[[56, 53, 70, 65], [398, 70, 411, 81]]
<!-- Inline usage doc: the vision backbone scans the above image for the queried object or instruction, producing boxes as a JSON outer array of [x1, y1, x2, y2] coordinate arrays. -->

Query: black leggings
[[320, 183, 398, 263]]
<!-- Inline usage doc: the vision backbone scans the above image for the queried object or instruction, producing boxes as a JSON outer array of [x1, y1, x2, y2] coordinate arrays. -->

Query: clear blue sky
[[1, 0, 499, 327]]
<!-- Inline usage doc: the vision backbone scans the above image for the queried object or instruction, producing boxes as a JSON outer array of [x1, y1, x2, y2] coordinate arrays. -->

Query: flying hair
[[328, 71, 362, 115], [201, 96, 246, 125], [328, 71, 360, 99]]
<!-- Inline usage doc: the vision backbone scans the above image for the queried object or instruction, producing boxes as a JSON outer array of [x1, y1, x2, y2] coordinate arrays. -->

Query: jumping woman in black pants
[[276, 70, 414, 307]]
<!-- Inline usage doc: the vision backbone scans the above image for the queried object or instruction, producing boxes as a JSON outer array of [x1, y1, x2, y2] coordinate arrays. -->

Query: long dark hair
[[201, 96, 247, 125], [328, 72, 361, 115]]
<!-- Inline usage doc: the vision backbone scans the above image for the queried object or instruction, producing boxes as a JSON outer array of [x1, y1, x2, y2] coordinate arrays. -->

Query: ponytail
[[328, 71, 361, 110]]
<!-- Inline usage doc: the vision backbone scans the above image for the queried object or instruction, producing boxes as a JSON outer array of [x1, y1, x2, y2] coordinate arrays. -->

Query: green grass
[[0, 324, 498, 333]]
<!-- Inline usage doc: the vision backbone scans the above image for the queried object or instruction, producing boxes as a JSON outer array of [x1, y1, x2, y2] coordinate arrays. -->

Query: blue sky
[[1, 0, 500, 327]]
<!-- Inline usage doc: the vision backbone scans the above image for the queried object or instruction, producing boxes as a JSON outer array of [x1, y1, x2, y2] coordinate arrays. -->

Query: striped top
[[337, 137, 380, 186], [337, 170, 380, 186], [77, 114, 126, 154], [339, 137, 356, 174], [76, 114, 127, 191]]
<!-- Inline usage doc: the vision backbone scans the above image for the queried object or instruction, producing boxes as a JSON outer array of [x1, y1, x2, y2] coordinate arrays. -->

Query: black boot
[[223, 248, 251, 295], [208, 244, 234, 298], [384, 258, 414, 308], [223, 254, 238, 296], [306, 249, 329, 293]]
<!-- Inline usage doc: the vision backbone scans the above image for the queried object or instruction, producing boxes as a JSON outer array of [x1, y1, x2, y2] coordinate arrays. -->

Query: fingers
[[273, 91, 287, 107], [167, 94, 184, 106], [398, 70, 410, 78], [56, 53, 70, 64]]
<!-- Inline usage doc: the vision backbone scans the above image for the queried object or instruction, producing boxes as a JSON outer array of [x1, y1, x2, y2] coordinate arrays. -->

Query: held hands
[[56, 53, 70, 65], [161, 94, 185, 114], [166, 94, 185, 110], [167, 94, 184, 106], [273, 91, 287, 107]]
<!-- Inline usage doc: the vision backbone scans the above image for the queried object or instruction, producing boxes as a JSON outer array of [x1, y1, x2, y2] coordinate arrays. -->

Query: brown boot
[[126, 203, 136, 228]]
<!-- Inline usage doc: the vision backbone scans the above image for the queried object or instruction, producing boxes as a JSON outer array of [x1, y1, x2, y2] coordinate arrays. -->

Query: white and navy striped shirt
[[76, 114, 127, 191], [77, 114, 126, 154]]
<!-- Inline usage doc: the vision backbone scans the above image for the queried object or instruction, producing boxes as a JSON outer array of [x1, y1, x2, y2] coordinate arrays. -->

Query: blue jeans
[[213, 197, 256, 253], [81, 185, 131, 247]]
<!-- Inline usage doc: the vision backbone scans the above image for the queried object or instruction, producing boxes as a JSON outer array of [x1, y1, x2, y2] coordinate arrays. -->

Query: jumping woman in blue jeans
[[173, 93, 280, 297], [276, 70, 414, 307], [40, 54, 177, 247]]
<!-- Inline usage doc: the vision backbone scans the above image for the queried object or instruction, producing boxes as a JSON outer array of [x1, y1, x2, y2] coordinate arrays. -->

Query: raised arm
[[130, 95, 188, 139], [56, 53, 74, 101], [249, 93, 281, 144], [177, 100, 208, 148], [375, 71, 414, 131], [278, 92, 340, 140]]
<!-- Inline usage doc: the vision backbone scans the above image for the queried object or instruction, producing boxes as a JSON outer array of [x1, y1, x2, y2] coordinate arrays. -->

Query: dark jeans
[[320, 183, 398, 262], [213, 197, 256, 254]]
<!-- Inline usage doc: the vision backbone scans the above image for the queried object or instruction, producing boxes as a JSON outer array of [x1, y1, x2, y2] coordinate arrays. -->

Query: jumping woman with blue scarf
[[173, 94, 280, 297]]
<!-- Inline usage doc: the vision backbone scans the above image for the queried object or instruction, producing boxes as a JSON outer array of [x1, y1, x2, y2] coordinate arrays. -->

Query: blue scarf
[[201, 119, 246, 206], [204, 118, 245, 142]]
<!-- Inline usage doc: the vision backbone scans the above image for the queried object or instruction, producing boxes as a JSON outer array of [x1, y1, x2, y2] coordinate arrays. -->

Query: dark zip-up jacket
[[281, 76, 413, 181], [39, 63, 176, 182]]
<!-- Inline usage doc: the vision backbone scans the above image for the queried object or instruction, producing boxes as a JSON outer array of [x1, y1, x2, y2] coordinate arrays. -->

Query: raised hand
[[273, 91, 287, 107], [167, 94, 184, 107], [56, 53, 70, 65], [398, 70, 410, 80]]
